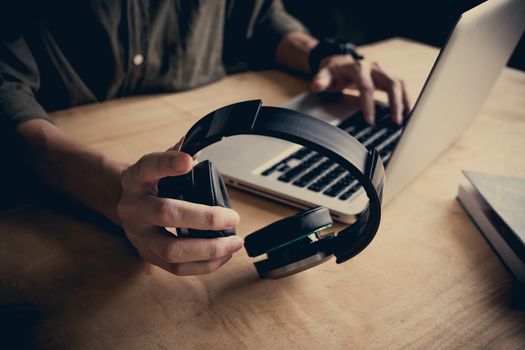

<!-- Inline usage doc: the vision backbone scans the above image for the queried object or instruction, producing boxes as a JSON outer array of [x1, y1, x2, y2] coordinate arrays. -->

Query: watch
[[308, 38, 364, 75]]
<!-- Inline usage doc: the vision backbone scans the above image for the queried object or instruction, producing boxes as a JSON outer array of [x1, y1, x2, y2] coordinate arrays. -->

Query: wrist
[[308, 39, 363, 75], [318, 54, 358, 70], [276, 31, 318, 73], [102, 157, 128, 226]]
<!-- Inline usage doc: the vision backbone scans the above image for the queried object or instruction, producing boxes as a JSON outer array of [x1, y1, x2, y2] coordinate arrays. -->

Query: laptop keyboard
[[259, 104, 403, 201]]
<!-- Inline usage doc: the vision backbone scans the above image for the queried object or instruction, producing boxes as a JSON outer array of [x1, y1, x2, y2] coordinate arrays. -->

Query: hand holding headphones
[[158, 100, 384, 278]]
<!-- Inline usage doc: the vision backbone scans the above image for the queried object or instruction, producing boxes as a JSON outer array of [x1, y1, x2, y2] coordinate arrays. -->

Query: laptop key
[[339, 182, 361, 200], [275, 162, 289, 172], [382, 152, 393, 164], [340, 174, 355, 184], [304, 153, 322, 165], [292, 159, 334, 187], [307, 180, 330, 192], [317, 158, 335, 169], [261, 167, 275, 176], [379, 148, 390, 158], [376, 129, 402, 152], [306, 165, 343, 192], [330, 165, 345, 177], [291, 148, 313, 160], [324, 176, 353, 197], [261, 158, 291, 176], [307, 175, 335, 192], [277, 164, 308, 183], [363, 128, 388, 148], [293, 170, 320, 187], [353, 126, 374, 141], [277, 152, 324, 183]]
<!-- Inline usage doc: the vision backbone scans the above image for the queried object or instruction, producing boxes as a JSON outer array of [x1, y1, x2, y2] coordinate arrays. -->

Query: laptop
[[201, 0, 525, 223]]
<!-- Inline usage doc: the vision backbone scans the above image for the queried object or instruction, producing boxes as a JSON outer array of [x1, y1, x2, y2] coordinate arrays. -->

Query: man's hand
[[117, 151, 242, 276], [311, 55, 411, 126], [276, 31, 411, 126]]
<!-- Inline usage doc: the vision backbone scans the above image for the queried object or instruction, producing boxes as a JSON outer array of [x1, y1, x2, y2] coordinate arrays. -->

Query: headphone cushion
[[184, 160, 235, 238], [254, 235, 335, 278], [244, 207, 333, 257]]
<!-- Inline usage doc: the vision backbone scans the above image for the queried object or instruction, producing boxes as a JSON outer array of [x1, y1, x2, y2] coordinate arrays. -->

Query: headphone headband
[[178, 100, 384, 263]]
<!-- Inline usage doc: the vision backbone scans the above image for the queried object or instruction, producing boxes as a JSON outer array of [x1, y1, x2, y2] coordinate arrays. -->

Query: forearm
[[16, 119, 126, 225], [275, 31, 318, 73]]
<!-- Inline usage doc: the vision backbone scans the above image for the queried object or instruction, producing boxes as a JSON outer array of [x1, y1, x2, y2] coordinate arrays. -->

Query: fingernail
[[172, 153, 192, 170], [225, 210, 240, 227], [229, 236, 244, 252]]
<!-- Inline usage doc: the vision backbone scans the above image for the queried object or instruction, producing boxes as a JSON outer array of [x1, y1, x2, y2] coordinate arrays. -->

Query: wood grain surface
[[1, 38, 524, 349]]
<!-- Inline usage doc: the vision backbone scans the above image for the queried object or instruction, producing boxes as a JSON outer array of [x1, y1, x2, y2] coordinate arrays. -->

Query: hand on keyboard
[[311, 55, 411, 126], [261, 104, 403, 201]]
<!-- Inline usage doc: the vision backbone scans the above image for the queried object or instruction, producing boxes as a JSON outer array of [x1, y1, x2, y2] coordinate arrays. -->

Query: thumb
[[311, 67, 333, 92], [168, 137, 200, 160]]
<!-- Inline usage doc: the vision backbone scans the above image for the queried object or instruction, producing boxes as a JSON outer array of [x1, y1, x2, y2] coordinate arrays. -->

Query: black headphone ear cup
[[244, 207, 335, 279], [184, 160, 235, 238], [216, 168, 232, 209], [244, 207, 333, 257], [185, 160, 219, 207], [254, 235, 335, 279]]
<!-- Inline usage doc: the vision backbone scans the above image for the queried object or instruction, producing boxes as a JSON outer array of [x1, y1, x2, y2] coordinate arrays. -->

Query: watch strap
[[308, 39, 364, 75]]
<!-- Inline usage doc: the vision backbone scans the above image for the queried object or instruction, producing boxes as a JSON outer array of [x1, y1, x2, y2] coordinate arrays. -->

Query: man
[[0, 0, 410, 276]]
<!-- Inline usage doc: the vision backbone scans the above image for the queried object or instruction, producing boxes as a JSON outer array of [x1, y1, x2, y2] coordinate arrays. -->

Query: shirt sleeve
[[0, 31, 53, 127], [224, 0, 308, 69]]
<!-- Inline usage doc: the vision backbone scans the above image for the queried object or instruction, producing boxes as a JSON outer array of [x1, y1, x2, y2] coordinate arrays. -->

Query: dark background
[[284, 0, 525, 71]]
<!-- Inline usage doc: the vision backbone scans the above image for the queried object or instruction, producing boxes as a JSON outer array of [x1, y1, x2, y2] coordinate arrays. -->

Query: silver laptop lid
[[384, 0, 525, 202]]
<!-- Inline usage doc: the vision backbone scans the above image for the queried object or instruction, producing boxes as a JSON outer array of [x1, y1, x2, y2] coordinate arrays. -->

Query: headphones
[[158, 100, 384, 279]]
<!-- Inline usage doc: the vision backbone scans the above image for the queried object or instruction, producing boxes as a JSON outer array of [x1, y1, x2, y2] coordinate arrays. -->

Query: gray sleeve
[[0, 32, 53, 127], [251, 0, 308, 66], [225, 0, 308, 69], [255, 0, 307, 40]]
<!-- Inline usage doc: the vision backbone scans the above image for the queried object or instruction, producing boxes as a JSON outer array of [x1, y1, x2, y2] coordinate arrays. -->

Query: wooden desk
[[2, 38, 525, 349]]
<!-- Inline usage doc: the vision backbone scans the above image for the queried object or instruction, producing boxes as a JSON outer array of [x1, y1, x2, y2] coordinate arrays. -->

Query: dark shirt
[[0, 0, 305, 126]]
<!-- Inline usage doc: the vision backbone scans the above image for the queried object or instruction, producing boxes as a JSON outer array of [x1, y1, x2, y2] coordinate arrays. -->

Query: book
[[457, 171, 525, 286]]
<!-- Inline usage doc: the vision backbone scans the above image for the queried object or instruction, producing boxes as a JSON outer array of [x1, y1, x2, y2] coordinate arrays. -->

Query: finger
[[150, 234, 244, 263], [135, 242, 233, 276], [311, 67, 333, 92], [372, 66, 412, 122], [133, 151, 193, 184], [355, 62, 376, 125], [401, 80, 412, 117], [168, 255, 233, 276], [371, 65, 405, 124], [135, 196, 240, 229], [387, 79, 404, 125]]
